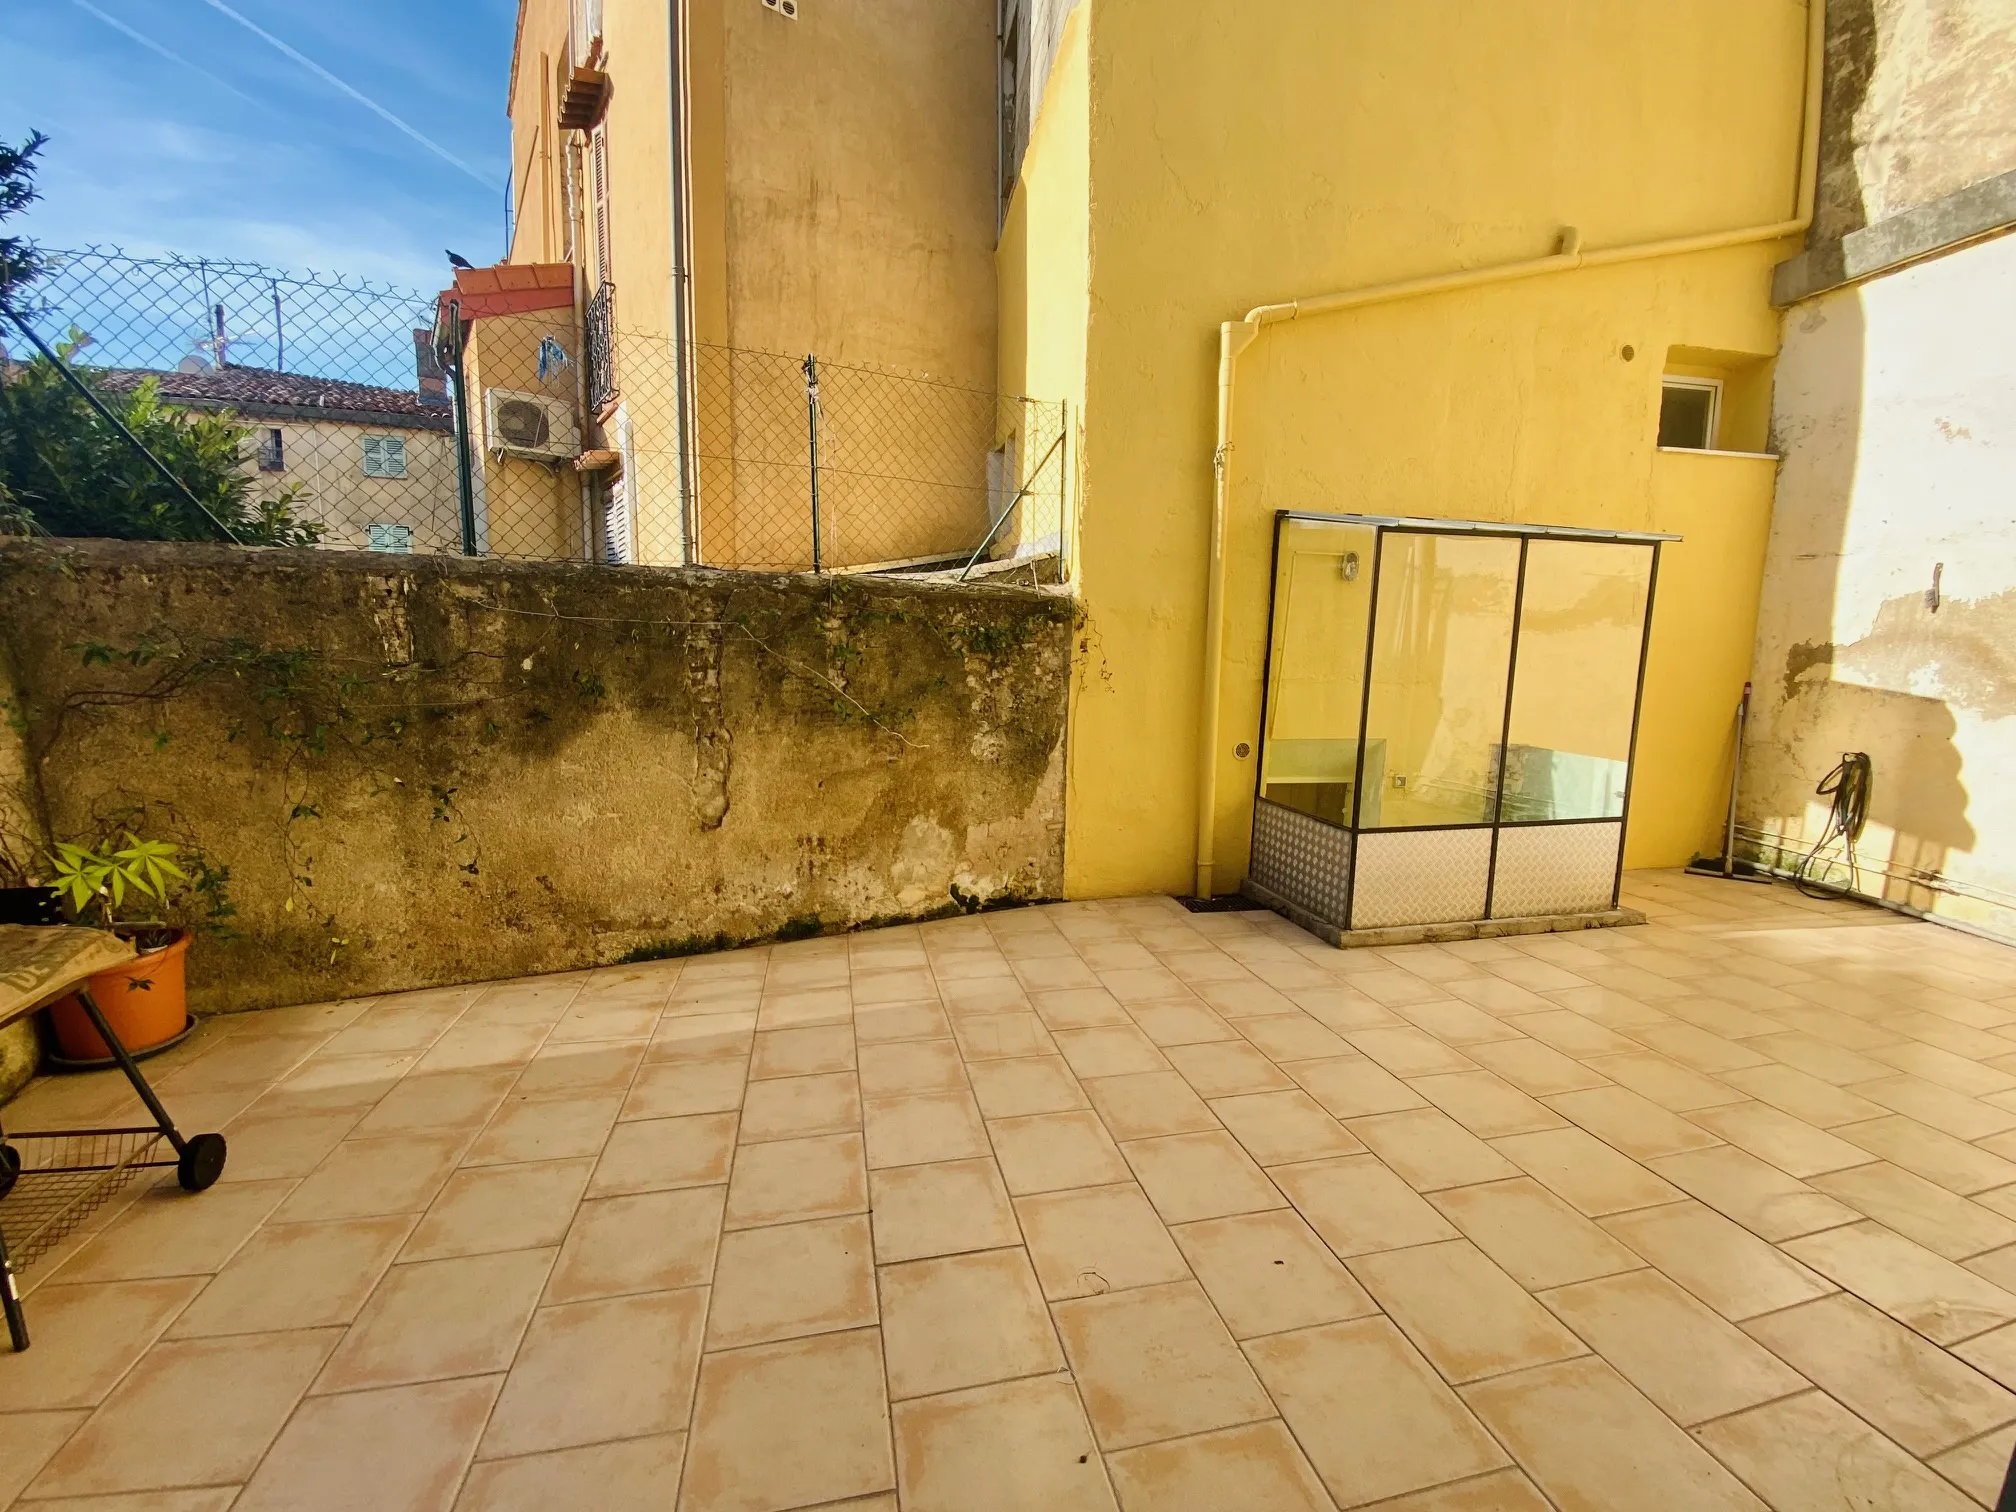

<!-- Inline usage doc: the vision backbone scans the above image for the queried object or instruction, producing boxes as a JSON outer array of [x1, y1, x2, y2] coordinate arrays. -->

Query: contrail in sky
[[197, 0, 498, 189], [70, 0, 261, 107]]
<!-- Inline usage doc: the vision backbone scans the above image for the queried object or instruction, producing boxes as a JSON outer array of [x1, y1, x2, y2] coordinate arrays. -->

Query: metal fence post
[[447, 298, 479, 556], [803, 352, 822, 573]]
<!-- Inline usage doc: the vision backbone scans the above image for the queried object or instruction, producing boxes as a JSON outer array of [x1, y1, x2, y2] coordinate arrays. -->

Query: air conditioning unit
[[484, 389, 578, 461]]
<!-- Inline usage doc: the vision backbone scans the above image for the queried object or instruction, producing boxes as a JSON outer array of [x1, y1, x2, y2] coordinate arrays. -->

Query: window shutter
[[361, 435, 409, 478], [591, 127, 611, 287]]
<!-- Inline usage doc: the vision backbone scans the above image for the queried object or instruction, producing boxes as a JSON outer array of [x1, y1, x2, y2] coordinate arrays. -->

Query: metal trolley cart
[[0, 924, 227, 1351]]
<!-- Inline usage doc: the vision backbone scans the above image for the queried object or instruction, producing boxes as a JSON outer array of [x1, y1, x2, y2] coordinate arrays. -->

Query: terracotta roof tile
[[96, 365, 452, 431]]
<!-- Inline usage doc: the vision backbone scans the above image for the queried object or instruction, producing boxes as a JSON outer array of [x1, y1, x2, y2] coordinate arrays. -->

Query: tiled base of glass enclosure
[[1247, 802, 1645, 950]]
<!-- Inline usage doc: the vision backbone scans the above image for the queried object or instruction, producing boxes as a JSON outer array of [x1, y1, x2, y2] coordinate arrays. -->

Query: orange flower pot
[[46, 927, 193, 1061]]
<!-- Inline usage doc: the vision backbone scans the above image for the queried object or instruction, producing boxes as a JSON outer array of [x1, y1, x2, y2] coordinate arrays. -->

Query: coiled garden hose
[[1794, 752, 1872, 899]]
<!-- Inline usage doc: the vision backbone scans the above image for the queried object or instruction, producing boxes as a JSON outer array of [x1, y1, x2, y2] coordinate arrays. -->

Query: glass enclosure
[[1249, 512, 1664, 935]]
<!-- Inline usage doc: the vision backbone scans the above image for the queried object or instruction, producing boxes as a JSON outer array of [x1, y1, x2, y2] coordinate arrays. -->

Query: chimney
[[414, 328, 449, 406]]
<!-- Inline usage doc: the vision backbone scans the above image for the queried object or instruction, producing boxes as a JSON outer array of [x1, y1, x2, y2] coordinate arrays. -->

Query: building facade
[[102, 366, 460, 553], [482, 0, 2015, 936], [1003, 0, 1817, 897], [498, 0, 1002, 570]]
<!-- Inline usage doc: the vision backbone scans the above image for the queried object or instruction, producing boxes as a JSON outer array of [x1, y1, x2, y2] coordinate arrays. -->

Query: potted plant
[[40, 834, 195, 1063]]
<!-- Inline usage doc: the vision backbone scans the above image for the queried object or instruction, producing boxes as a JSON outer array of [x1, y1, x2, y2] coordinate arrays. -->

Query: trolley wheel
[[176, 1133, 227, 1193], [0, 1143, 19, 1200]]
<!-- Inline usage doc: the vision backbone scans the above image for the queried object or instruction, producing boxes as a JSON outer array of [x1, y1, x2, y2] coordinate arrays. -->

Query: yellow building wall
[[505, 0, 572, 269], [682, 0, 1001, 570], [710, 0, 996, 378], [1048, 0, 1810, 897], [595, 3, 682, 562], [997, 4, 1090, 567], [509, 0, 1000, 571], [598, 2, 677, 340], [503, 1, 675, 332], [465, 311, 586, 560]]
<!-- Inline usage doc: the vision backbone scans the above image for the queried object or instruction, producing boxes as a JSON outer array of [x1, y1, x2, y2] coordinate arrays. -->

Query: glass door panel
[[1359, 532, 1520, 828], [1498, 540, 1654, 822], [1260, 519, 1377, 828]]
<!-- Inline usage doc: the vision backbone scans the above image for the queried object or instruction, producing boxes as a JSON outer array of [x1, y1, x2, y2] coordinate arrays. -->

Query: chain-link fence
[[574, 332, 1067, 573], [5, 247, 1070, 578], [5, 246, 461, 554]]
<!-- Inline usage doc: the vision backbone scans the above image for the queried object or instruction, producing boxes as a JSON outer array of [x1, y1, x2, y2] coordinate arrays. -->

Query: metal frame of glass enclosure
[[1245, 511, 1675, 938]]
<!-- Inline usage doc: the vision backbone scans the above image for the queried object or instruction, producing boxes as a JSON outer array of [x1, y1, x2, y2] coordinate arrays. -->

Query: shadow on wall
[[1743, 0, 1978, 901], [1813, 0, 1879, 242], [1763, 669, 1973, 907]]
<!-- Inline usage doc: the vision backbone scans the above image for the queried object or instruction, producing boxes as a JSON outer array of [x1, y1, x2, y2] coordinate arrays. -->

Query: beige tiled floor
[[6, 870, 2016, 1508]]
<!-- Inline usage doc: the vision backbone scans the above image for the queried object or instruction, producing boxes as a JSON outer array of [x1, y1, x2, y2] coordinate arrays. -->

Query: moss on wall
[[0, 540, 1071, 1022]]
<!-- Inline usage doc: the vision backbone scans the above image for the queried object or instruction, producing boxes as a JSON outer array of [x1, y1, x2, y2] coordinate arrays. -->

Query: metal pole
[[69, 988, 190, 1157], [2, 307, 242, 543], [271, 280, 284, 372], [1722, 682, 1751, 879], [803, 353, 822, 573], [667, 0, 700, 564], [959, 429, 1065, 581], [448, 299, 479, 556], [197, 260, 213, 364], [0, 1193, 27, 1350]]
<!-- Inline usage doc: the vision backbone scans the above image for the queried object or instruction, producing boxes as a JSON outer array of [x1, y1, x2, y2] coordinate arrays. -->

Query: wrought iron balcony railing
[[584, 280, 616, 412]]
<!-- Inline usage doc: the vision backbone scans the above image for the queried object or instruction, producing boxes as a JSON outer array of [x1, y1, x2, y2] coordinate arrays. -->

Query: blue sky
[[2, 0, 517, 295]]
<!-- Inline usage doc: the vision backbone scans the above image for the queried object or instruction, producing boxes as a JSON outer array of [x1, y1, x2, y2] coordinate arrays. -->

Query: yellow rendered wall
[[1052, 0, 1810, 897], [997, 4, 1091, 566], [465, 311, 585, 560], [594, 4, 682, 561], [687, 0, 1001, 570], [507, 1, 998, 569], [598, 2, 677, 340], [505, 0, 570, 268], [503, 1, 675, 329], [713, 0, 996, 380]]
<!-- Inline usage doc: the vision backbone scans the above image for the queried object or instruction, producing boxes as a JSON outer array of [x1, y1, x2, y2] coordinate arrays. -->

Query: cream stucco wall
[[1747, 230, 2016, 936], [243, 419, 461, 555], [1030, 0, 1812, 898], [1743, 0, 2016, 937]]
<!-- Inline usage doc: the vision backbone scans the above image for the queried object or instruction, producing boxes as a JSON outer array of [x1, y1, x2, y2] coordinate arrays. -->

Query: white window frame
[[1659, 376, 1723, 452], [361, 434, 408, 478]]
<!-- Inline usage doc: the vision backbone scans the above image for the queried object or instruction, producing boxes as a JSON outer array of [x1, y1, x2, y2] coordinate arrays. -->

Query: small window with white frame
[[361, 434, 408, 477], [365, 523, 414, 554], [1658, 377, 1722, 451]]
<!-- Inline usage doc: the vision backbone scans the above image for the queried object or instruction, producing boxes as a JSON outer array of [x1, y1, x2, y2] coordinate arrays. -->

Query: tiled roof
[[440, 262, 576, 320], [97, 365, 453, 431]]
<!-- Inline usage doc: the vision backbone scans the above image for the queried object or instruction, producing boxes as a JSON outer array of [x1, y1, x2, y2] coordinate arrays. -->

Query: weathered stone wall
[[0, 541, 1070, 1084], [1813, 0, 2016, 241], [1744, 0, 2016, 938]]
